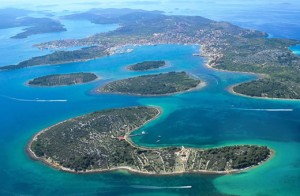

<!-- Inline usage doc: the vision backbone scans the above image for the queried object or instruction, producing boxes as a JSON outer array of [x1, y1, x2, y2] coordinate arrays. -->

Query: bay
[[0, 3, 300, 195]]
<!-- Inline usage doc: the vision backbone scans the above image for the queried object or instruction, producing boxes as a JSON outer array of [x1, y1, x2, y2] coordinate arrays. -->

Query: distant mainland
[[2, 8, 300, 99]]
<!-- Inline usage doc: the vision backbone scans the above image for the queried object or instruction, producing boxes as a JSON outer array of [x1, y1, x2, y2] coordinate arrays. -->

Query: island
[[28, 106, 271, 174], [0, 8, 66, 39], [3, 8, 300, 99], [127, 61, 166, 71], [28, 73, 98, 87], [98, 72, 202, 95], [0, 46, 107, 70]]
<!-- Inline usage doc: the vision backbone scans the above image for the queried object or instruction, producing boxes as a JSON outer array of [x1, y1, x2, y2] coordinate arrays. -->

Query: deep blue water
[[0, 3, 300, 195]]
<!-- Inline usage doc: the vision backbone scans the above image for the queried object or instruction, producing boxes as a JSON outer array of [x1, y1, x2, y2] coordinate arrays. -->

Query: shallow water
[[0, 4, 300, 195], [1, 43, 300, 195], [0, 20, 118, 66]]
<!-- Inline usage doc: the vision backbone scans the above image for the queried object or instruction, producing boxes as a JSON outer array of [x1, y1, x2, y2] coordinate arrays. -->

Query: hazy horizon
[[1, 0, 299, 40], [1, 0, 300, 12]]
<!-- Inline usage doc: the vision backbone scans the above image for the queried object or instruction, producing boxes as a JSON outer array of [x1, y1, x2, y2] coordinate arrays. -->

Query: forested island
[[28, 106, 271, 174], [28, 73, 98, 86], [0, 46, 107, 70], [99, 72, 202, 95], [2, 8, 300, 98], [127, 61, 166, 71]]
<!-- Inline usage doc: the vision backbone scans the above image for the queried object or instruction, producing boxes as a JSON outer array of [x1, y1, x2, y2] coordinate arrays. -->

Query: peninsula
[[28, 106, 271, 174], [127, 61, 166, 71], [28, 73, 98, 87], [2, 8, 300, 99], [98, 72, 202, 95]]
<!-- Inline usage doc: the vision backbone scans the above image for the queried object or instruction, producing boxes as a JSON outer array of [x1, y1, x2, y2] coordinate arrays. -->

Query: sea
[[0, 1, 300, 195]]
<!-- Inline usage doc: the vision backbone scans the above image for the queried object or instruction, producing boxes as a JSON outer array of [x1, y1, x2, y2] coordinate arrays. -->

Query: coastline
[[240, 148, 275, 173], [0, 56, 102, 72], [27, 106, 273, 175], [95, 80, 206, 97], [3, 43, 198, 72], [25, 74, 100, 88], [125, 61, 171, 72], [201, 50, 300, 101], [14, 41, 299, 101], [202, 54, 265, 78], [27, 107, 163, 173], [228, 82, 300, 101], [27, 118, 73, 171], [24, 44, 278, 176], [124, 106, 163, 151]]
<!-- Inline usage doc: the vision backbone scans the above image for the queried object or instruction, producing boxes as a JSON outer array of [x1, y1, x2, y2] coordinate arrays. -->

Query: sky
[[1, 0, 299, 12]]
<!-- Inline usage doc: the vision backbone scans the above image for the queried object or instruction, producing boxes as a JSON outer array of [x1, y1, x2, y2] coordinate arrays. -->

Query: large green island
[[28, 72, 98, 87], [99, 72, 202, 95], [28, 106, 271, 174], [127, 61, 166, 71]]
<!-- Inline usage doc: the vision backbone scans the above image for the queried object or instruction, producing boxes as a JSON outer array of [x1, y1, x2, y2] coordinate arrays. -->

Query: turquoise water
[[291, 45, 300, 55], [1, 6, 300, 195], [0, 20, 118, 66], [1, 43, 300, 195]]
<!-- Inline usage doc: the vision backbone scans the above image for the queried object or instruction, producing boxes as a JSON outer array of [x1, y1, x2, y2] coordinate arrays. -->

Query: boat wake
[[130, 185, 192, 189], [1, 95, 67, 102], [234, 108, 293, 112], [206, 73, 221, 85]]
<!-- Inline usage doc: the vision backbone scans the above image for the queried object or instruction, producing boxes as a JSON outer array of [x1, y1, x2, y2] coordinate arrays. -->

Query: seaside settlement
[[2, 9, 300, 99]]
